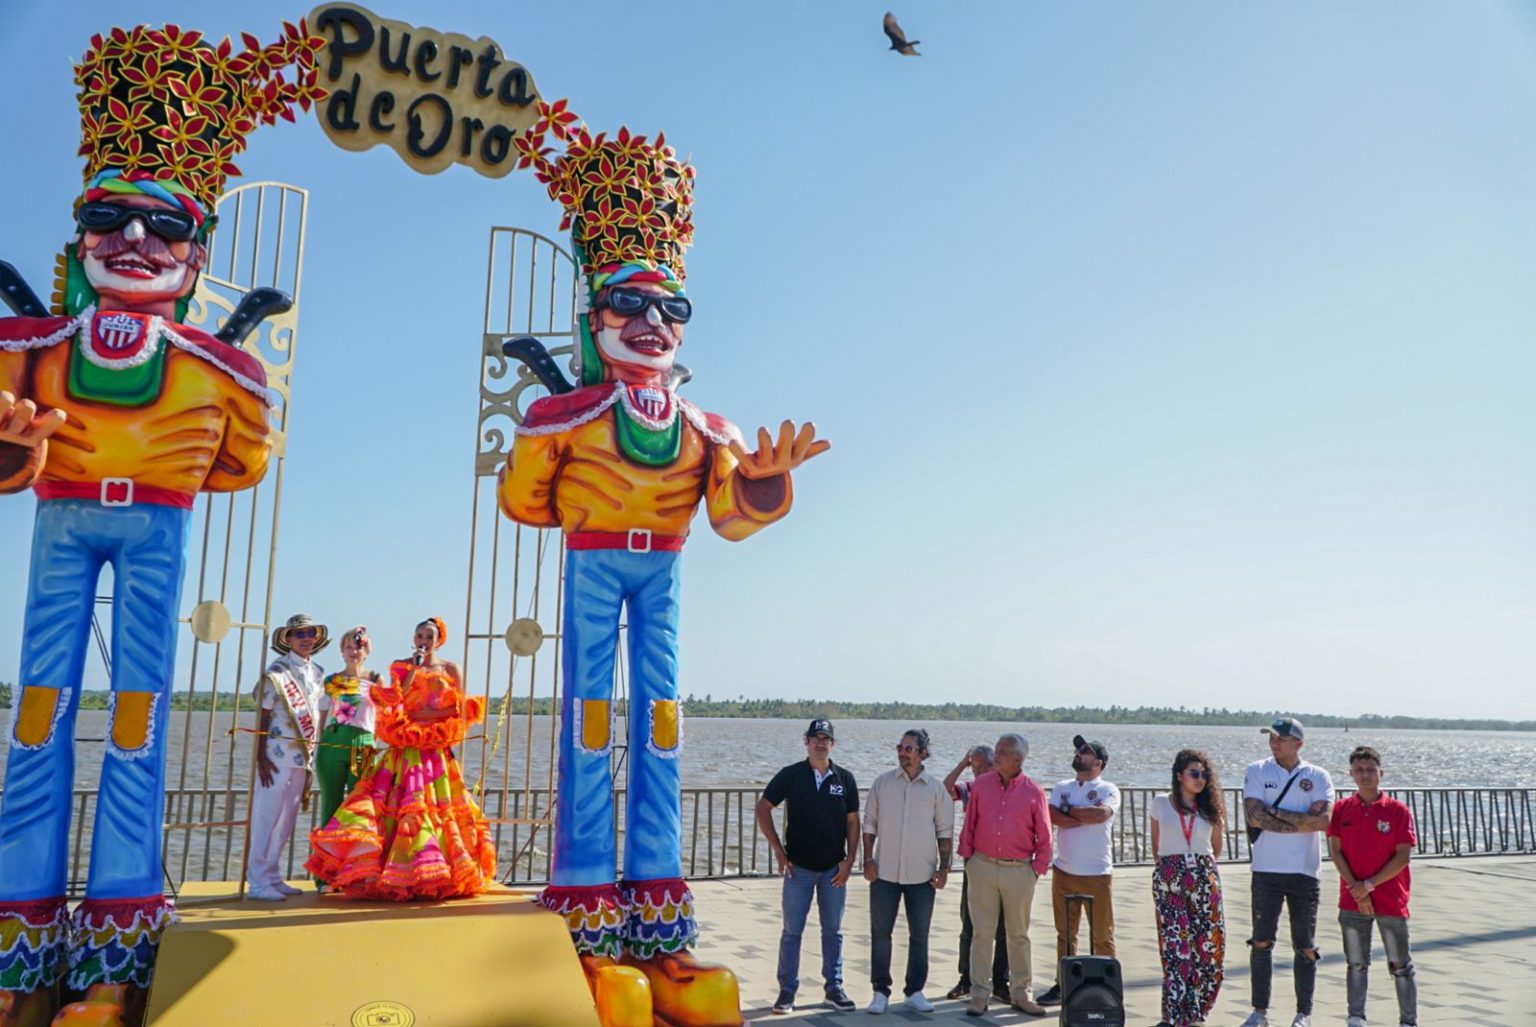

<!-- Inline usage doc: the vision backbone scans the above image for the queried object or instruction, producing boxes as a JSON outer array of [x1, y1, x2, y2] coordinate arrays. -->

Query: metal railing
[[8, 784, 1532, 895]]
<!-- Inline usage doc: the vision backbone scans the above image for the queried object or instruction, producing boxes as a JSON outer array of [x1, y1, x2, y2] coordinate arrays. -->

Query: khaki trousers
[[965, 852, 1038, 1003], [1051, 868, 1116, 971]]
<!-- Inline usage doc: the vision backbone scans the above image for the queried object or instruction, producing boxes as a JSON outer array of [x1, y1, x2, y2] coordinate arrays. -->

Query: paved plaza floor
[[692, 855, 1536, 1026]]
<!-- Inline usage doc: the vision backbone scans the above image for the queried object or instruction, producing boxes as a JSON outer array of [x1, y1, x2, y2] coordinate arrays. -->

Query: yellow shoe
[[0, 987, 59, 1027], [579, 954, 653, 1027], [49, 984, 140, 1027], [619, 950, 742, 1027]]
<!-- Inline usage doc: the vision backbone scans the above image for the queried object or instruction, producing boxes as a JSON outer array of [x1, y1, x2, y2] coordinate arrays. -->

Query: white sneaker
[[1347, 1018, 1366, 1027], [866, 993, 887, 1014], [1289, 1016, 1310, 1027], [274, 881, 303, 896], [245, 885, 287, 901], [903, 992, 934, 1013], [1240, 1014, 1269, 1027]]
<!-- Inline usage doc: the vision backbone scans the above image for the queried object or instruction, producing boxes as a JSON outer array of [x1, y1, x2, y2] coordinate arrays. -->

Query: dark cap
[[806, 718, 835, 740], [1072, 734, 1108, 768], [1261, 716, 1305, 741]]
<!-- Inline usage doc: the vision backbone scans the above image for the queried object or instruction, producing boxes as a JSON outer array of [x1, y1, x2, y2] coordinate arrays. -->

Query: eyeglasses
[[77, 201, 204, 242], [895, 744, 919, 753], [1183, 768, 1207, 779], [291, 627, 320, 639], [595, 287, 693, 324]]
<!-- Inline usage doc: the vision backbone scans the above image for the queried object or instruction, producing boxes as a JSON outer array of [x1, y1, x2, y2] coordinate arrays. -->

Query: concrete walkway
[[692, 856, 1536, 1026]]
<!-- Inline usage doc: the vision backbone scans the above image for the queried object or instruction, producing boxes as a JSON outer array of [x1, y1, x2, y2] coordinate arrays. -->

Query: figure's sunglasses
[[77, 201, 203, 242], [1184, 768, 1207, 779], [596, 287, 692, 324]]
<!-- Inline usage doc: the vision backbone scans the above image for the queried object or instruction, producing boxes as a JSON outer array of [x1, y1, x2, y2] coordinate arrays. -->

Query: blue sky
[[1, 1, 1533, 719]]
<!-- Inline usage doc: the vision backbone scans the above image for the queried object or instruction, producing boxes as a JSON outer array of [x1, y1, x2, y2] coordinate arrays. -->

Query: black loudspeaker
[[1059, 894, 1125, 1027]]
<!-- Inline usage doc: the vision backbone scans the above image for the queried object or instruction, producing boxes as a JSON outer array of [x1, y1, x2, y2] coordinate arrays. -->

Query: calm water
[[4, 712, 1534, 794]]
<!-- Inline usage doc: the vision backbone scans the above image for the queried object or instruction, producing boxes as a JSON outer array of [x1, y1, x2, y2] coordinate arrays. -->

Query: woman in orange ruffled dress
[[306, 617, 497, 899]]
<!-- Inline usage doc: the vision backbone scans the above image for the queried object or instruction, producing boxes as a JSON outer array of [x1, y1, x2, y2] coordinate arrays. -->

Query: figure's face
[[804, 731, 834, 759], [967, 748, 991, 775], [590, 282, 687, 384], [1179, 760, 1209, 794], [1072, 746, 1103, 775], [1350, 759, 1382, 790], [895, 734, 925, 774], [1268, 732, 1302, 761], [76, 195, 204, 310]]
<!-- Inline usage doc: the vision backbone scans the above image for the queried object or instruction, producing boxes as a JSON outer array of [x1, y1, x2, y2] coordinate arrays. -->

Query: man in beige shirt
[[861, 729, 954, 1014]]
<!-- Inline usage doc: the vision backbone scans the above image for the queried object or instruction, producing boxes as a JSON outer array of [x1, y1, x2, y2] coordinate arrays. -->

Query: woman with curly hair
[[307, 618, 496, 899], [1149, 749, 1227, 1027]]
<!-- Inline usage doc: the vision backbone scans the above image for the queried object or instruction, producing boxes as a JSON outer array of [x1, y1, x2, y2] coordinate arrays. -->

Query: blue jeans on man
[[776, 864, 847, 997], [869, 879, 936, 998]]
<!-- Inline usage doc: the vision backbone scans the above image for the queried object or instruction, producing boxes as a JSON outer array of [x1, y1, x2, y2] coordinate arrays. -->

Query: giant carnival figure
[[498, 102, 830, 1026], [0, 24, 324, 1027]]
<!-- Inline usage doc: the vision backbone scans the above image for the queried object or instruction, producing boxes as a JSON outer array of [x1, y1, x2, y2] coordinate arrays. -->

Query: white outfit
[[1149, 794, 1216, 856], [246, 651, 326, 891], [1050, 776, 1120, 876], [1242, 757, 1334, 877]]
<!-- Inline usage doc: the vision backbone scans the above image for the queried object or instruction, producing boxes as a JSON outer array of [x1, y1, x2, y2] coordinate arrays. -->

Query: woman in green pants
[[315, 626, 382, 831]]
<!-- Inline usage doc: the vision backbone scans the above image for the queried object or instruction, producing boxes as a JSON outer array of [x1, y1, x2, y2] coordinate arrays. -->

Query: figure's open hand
[[727, 420, 830, 480], [0, 391, 67, 448]]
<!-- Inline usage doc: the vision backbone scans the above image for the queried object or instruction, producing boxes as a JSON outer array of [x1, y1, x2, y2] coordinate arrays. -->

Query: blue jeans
[[869, 879, 936, 997], [776, 864, 847, 994], [0, 500, 188, 901]]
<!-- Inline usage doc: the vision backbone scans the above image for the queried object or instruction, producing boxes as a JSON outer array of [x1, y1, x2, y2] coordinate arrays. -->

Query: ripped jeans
[[1340, 910, 1417, 1026], [1249, 871, 1320, 1015]]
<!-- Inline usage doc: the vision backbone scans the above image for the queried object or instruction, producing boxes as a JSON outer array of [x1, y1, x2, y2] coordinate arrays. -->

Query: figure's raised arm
[[707, 419, 829, 541], [497, 429, 565, 529], [204, 382, 272, 494], [0, 344, 67, 493]]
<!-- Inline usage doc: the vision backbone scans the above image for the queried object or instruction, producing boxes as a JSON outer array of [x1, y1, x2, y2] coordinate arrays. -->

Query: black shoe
[[1036, 984, 1062, 1006], [825, 987, 856, 1012], [772, 989, 795, 1014], [946, 980, 971, 1000]]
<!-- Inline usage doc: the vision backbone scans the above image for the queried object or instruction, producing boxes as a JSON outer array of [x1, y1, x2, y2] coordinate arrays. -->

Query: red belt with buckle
[[35, 479, 196, 510], [565, 529, 686, 553]]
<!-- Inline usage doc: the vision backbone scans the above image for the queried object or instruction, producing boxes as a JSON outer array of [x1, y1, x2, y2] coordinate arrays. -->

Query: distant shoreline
[[1, 685, 1528, 732]]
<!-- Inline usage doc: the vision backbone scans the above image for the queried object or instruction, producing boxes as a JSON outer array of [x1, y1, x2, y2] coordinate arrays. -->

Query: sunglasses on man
[[595, 286, 693, 324], [77, 200, 206, 243]]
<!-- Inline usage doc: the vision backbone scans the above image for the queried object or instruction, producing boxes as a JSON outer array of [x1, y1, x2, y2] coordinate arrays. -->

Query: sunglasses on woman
[[76, 200, 204, 242], [1183, 767, 1207, 779], [595, 286, 693, 324]]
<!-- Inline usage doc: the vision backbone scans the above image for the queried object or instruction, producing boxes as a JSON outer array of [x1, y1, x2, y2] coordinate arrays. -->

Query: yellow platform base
[[145, 881, 599, 1027]]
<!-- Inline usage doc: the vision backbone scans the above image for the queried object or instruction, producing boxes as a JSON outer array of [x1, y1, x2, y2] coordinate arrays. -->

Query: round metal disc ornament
[[505, 617, 545, 656]]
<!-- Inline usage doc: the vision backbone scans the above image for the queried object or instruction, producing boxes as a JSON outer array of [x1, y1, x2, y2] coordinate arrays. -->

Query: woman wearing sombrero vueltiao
[[247, 614, 331, 901], [306, 618, 497, 899]]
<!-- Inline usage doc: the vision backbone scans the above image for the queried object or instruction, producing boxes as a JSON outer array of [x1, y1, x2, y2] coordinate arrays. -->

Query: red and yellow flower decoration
[[75, 22, 328, 211], [514, 99, 696, 281]]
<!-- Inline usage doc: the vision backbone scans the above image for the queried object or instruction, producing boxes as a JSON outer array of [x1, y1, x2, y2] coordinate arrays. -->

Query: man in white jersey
[[1036, 735, 1118, 1008], [1241, 717, 1334, 1027]]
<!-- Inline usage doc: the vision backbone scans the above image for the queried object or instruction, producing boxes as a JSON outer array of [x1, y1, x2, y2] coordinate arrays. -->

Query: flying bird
[[883, 12, 921, 56]]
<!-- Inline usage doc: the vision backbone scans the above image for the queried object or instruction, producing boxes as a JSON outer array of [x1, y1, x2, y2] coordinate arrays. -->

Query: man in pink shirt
[[956, 732, 1052, 1017]]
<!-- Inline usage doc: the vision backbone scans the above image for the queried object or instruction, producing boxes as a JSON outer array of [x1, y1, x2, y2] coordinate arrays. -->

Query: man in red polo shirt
[[1326, 746, 1418, 1027]]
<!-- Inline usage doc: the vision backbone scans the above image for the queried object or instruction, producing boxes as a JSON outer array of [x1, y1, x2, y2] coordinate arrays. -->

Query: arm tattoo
[[1245, 797, 1298, 833]]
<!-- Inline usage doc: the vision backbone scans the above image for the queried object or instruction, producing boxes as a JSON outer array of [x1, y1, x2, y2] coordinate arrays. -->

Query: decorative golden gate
[[462, 226, 636, 883]]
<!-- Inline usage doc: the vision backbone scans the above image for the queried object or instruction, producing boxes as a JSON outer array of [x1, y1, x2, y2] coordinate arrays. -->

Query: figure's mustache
[[88, 229, 180, 269]]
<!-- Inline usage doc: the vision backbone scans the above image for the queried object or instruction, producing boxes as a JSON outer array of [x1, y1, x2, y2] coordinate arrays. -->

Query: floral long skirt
[[1152, 854, 1225, 1026], [306, 745, 496, 900]]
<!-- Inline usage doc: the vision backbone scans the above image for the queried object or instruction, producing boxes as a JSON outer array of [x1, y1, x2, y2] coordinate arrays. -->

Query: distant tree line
[[0, 684, 1527, 732]]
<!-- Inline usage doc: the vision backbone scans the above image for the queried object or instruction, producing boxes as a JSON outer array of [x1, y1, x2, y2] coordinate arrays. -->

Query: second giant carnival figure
[[497, 102, 830, 1026], [0, 24, 324, 1027]]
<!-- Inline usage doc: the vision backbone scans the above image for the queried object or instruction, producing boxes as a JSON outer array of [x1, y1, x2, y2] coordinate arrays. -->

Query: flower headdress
[[515, 99, 695, 385]]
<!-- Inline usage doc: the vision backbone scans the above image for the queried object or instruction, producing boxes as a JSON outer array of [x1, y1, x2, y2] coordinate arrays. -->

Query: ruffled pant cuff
[[623, 878, 697, 958], [0, 898, 69, 992], [539, 883, 626, 958], [67, 896, 175, 991]]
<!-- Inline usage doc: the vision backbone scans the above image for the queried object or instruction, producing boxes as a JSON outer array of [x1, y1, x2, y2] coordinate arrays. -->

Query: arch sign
[[308, 3, 542, 177]]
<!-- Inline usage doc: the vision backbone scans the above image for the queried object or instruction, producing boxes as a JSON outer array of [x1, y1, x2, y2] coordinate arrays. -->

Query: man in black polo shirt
[[755, 718, 861, 1014]]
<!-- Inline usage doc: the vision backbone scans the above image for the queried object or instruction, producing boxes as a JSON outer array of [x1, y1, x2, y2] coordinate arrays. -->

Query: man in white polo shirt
[[861, 728, 954, 1014], [1036, 735, 1119, 1007], [1241, 717, 1334, 1027]]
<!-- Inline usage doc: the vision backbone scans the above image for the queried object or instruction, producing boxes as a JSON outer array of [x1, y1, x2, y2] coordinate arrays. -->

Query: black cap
[[1072, 734, 1108, 769], [806, 718, 835, 739], [1261, 717, 1305, 741]]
